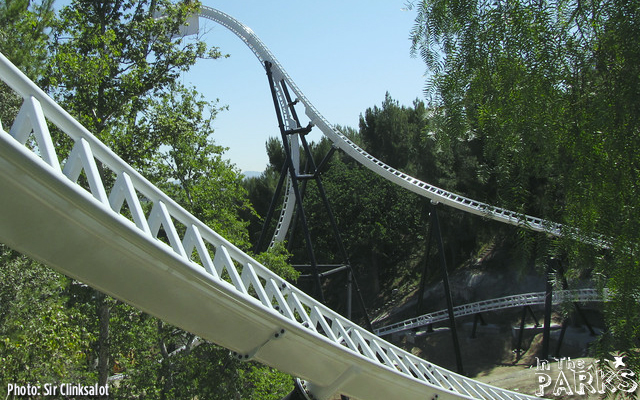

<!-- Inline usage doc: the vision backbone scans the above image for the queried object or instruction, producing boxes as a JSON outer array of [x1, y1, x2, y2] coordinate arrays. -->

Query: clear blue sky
[[186, 1, 426, 173], [53, 1, 427, 173]]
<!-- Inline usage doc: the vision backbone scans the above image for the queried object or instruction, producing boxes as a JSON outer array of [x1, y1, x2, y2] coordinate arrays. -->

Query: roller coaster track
[[196, 7, 567, 241], [374, 289, 603, 337], [0, 6, 586, 400]]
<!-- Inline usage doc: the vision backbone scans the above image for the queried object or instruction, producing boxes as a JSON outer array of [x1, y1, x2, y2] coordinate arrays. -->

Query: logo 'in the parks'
[[533, 356, 638, 397]]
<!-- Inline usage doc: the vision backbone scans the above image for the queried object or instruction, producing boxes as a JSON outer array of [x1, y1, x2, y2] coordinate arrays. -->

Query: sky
[[52, 1, 428, 173], [184, 1, 427, 173]]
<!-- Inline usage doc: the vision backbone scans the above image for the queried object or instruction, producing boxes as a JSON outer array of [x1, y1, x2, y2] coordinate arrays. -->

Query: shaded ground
[[330, 317, 608, 399], [394, 310, 603, 374], [474, 359, 601, 400], [360, 243, 609, 399], [328, 240, 615, 399]]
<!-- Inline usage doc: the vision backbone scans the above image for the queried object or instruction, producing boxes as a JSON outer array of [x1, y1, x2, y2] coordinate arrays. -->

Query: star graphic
[[613, 356, 626, 368]]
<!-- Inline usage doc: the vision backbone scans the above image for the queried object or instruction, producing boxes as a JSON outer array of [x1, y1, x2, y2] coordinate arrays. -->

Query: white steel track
[[0, 6, 576, 400], [197, 6, 566, 238], [374, 289, 602, 337], [197, 7, 300, 247]]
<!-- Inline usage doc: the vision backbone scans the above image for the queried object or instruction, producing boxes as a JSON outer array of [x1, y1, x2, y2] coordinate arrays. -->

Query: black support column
[[264, 61, 325, 302], [541, 259, 555, 361], [430, 202, 464, 375], [281, 379, 311, 400], [259, 61, 371, 329]]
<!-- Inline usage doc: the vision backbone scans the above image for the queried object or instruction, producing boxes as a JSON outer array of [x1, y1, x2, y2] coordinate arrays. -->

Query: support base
[[281, 379, 312, 400]]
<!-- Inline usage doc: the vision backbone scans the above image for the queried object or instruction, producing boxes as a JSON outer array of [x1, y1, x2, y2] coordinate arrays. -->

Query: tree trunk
[[158, 321, 175, 400], [96, 291, 110, 398], [371, 252, 380, 295]]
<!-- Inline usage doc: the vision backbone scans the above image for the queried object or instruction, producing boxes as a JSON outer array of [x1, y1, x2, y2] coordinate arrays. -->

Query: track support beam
[[415, 203, 434, 317], [430, 202, 464, 375], [541, 259, 556, 361], [264, 61, 326, 302], [553, 260, 598, 357], [470, 312, 486, 339], [260, 61, 371, 329], [281, 379, 312, 400]]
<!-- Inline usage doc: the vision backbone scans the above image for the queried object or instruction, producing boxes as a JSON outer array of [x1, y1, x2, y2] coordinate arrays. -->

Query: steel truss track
[[374, 289, 603, 337], [197, 7, 570, 240]]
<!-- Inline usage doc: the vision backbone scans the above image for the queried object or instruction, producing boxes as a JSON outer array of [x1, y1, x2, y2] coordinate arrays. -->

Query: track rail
[[197, 7, 300, 247], [197, 7, 565, 238], [374, 289, 602, 337], [0, 19, 543, 400]]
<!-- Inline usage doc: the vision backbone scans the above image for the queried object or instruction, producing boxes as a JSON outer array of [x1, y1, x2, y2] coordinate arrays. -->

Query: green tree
[[142, 83, 252, 246], [46, 0, 222, 165], [39, 1, 295, 397], [409, 0, 568, 221], [46, 0, 220, 389], [409, 0, 640, 366], [561, 0, 640, 362], [0, 0, 55, 130], [359, 92, 425, 173], [243, 166, 282, 242], [0, 0, 54, 78], [311, 154, 425, 298], [0, 1, 92, 395], [0, 249, 94, 392]]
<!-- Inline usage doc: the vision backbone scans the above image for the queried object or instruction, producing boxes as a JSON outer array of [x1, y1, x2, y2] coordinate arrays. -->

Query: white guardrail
[[374, 289, 603, 337]]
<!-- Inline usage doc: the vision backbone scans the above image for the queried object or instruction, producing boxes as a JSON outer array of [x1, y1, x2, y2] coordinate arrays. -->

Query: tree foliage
[[45, 0, 222, 162], [0, 0, 93, 393], [359, 92, 425, 171], [0, 0, 55, 130], [0, 249, 94, 388], [1, 1, 294, 397], [0, 0, 54, 78], [409, 0, 640, 364], [142, 83, 253, 246]]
